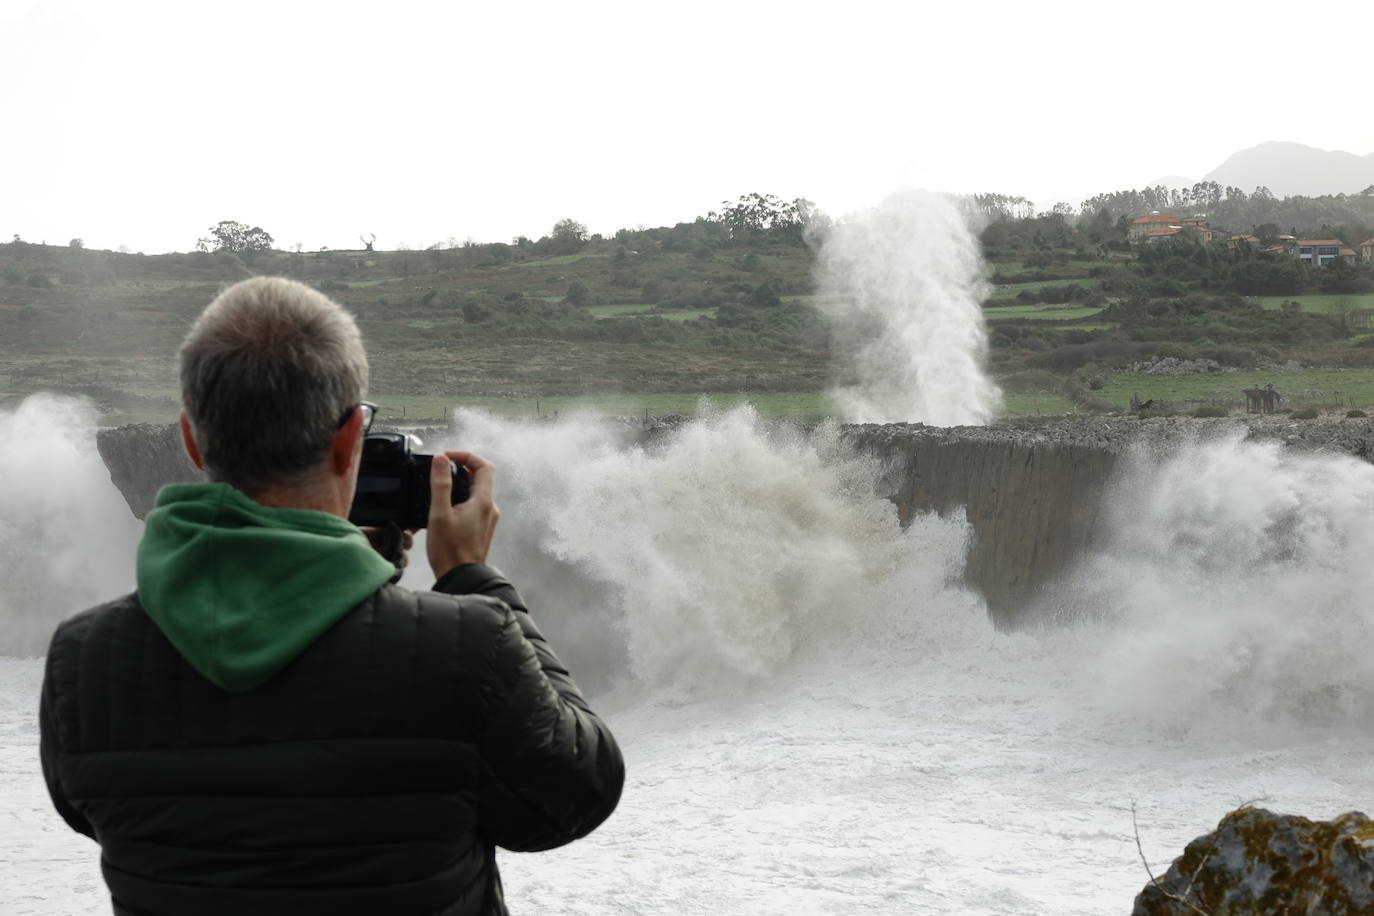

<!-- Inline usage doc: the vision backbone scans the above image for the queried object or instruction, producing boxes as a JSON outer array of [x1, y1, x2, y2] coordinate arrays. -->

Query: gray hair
[[180, 276, 368, 494]]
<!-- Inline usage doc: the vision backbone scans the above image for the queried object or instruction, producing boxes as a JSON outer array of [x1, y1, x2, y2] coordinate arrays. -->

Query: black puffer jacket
[[40, 564, 624, 916]]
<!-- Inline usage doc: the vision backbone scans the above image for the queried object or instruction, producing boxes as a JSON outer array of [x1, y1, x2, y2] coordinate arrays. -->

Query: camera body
[[348, 432, 470, 530]]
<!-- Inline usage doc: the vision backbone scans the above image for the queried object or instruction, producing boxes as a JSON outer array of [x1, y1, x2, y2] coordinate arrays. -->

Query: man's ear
[[179, 412, 205, 471], [329, 405, 365, 476]]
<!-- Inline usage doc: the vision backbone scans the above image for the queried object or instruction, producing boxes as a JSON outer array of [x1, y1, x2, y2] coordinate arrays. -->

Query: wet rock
[[96, 423, 202, 519], [1133, 807, 1374, 915]]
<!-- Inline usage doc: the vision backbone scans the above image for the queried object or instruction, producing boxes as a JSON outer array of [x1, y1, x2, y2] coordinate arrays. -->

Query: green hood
[[136, 482, 396, 692]]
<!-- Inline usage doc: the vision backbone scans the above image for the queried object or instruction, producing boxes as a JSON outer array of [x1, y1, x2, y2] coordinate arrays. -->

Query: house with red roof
[[1128, 211, 1181, 242], [1361, 240, 1374, 263]]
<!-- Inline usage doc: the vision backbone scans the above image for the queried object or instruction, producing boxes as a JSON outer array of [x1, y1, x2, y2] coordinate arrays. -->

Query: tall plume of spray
[[0, 395, 141, 655], [812, 190, 1002, 425]]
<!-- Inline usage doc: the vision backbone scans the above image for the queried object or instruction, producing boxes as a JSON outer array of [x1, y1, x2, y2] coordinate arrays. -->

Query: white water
[[5, 399, 1374, 914], [812, 191, 1003, 425]]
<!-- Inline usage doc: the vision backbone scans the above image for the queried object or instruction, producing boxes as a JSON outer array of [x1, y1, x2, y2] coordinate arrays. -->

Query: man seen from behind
[[40, 276, 624, 916]]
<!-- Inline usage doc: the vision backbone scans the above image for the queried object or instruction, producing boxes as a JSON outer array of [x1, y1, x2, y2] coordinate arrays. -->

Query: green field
[[656, 309, 715, 321], [986, 277, 1097, 299], [374, 389, 1081, 422], [1000, 393, 1078, 415], [984, 305, 1105, 321], [587, 304, 655, 316], [508, 254, 589, 269], [366, 392, 842, 422], [1098, 368, 1374, 410], [986, 256, 1129, 280], [1253, 293, 1374, 313], [587, 304, 716, 320]]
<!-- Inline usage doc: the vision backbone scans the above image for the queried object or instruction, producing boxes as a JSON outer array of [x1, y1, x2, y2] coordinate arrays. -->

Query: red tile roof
[[1340, 249, 1357, 257], [1295, 239, 1345, 246], [1360, 240, 1374, 248], [1132, 212, 1180, 224]]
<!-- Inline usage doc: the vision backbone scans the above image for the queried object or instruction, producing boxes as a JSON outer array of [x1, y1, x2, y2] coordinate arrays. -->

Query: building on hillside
[[1227, 234, 1261, 251], [1361, 240, 1374, 263], [1290, 240, 1352, 267], [1144, 227, 1181, 243], [1129, 212, 1227, 245], [1177, 217, 1229, 243], [1128, 211, 1181, 241]]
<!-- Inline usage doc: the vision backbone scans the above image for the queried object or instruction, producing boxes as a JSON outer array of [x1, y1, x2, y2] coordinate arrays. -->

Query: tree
[[204, 220, 275, 257], [1189, 181, 1223, 208], [708, 192, 809, 241], [564, 280, 591, 307], [68, 238, 83, 249], [549, 218, 588, 255]]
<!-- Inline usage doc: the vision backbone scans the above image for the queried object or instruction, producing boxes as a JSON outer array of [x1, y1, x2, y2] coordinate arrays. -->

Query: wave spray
[[812, 190, 1002, 425]]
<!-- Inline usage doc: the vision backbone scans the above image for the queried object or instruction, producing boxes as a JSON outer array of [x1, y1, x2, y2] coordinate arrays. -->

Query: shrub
[[1291, 408, 1319, 420], [1346, 409, 1368, 418], [26, 272, 51, 288], [564, 281, 591, 307], [1192, 406, 1229, 418]]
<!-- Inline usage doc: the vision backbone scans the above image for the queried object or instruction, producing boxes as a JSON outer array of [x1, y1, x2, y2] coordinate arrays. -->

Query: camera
[[348, 432, 470, 530]]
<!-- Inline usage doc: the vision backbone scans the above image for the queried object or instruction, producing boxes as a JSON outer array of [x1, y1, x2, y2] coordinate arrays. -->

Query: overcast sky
[[3, 0, 1371, 253]]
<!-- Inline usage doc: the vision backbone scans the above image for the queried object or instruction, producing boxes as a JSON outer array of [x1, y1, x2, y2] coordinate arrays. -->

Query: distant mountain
[[1203, 141, 1374, 197]]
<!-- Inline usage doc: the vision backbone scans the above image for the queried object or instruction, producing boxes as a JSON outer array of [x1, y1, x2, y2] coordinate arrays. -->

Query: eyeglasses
[[338, 401, 377, 435]]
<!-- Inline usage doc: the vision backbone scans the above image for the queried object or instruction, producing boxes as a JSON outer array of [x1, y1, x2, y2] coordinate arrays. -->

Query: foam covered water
[[1052, 433, 1374, 737], [6, 398, 1374, 913], [404, 408, 981, 694]]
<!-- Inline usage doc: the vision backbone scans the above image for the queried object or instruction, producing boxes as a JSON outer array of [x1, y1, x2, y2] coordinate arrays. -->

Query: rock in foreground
[[1134, 807, 1374, 915]]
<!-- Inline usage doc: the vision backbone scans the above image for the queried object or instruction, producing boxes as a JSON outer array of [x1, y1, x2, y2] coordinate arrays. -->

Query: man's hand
[[428, 450, 499, 578], [360, 523, 413, 568]]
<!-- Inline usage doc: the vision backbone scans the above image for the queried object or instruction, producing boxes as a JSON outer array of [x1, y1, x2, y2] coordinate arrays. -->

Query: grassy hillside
[[4, 207, 1374, 424]]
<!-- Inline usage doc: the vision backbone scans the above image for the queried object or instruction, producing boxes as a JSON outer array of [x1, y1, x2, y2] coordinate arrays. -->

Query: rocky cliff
[[842, 422, 1120, 625], [841, 416, 1374, 626], [96, 416, 1374, 628], [96, 423, 203, 518]]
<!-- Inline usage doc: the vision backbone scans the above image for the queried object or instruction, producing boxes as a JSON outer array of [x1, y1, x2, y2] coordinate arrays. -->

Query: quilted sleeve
[[435, 564, 625, 851]]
